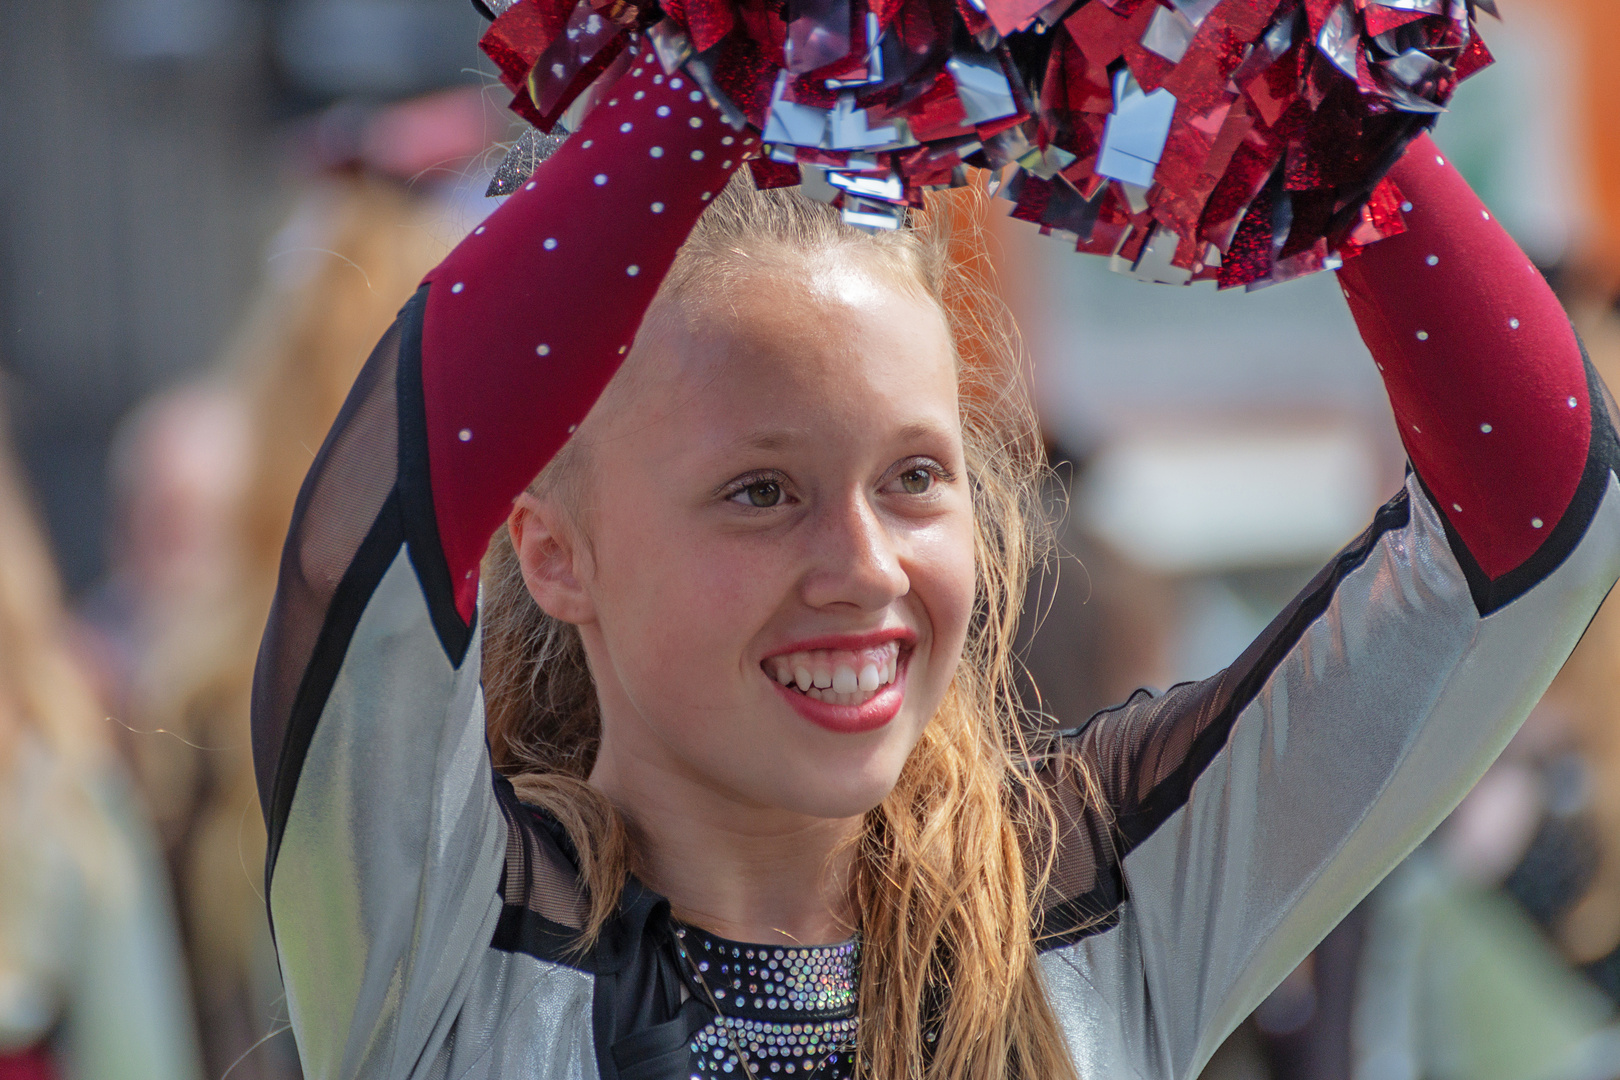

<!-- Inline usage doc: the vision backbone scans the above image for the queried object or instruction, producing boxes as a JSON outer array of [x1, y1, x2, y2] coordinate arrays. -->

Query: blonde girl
[[252, 56, 1620, 1080]]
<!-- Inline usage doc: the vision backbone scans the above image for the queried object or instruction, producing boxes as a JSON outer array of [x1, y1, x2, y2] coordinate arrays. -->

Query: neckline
[[673, 922, 859, 1022]]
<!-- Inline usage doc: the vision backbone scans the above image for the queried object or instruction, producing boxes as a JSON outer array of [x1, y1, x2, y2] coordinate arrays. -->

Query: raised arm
[[250, 60, 743, 1079], [1034, 135, 1620, 1080], [1337, 135, 1606, 611]]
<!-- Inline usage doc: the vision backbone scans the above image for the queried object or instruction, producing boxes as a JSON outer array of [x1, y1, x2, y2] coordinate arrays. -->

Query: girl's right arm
[[250, 61, 743, 1078]]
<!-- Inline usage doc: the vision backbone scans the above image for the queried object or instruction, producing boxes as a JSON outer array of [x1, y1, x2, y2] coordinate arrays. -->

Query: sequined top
[[674, 926, 857, 1080], [251, 68, 1620, 1080]]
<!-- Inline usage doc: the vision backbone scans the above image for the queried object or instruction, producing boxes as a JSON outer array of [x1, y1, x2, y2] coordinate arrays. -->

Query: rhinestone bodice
[[674, 924, 858, 1080]]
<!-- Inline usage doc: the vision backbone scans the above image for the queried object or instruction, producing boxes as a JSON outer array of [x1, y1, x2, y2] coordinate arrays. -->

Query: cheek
[[586, 503, 782, 685], [907, 513, 978, 665]]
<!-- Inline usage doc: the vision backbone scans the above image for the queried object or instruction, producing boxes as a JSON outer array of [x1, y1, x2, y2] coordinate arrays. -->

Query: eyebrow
[[729, 420, 948, 453], [733, 429, 803, 452]]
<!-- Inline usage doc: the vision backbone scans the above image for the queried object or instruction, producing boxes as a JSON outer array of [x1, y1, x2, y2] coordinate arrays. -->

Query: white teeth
[[770, 644, 903, 704]]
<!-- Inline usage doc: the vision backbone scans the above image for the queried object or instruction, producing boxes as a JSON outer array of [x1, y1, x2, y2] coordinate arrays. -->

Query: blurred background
[[1, 0, 1619, 1078]]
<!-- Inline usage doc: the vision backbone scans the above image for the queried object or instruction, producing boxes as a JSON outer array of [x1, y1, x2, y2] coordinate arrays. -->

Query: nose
[[799, 490, 911, 611]]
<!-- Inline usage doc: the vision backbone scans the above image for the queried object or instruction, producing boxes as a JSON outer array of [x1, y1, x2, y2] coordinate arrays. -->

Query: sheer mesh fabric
[[1032, 669, 1240, 936], [1073, 679, 1225, 829], [252, 319, 402, 812], [499, 800, 589, 932], [1030, 746, 1108, 917]]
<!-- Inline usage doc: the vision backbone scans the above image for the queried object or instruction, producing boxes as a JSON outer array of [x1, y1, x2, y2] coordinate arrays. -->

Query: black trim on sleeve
[[1125, 488, 1413, 854], [1419, 350, 1620, 618], [396, 284, 476, 667], [1036, 490, 1414, 951], [264, 492, 408, 886], [1037, 881, 1122, 951], [488, 777, 595, 969], [491, 905, 593, 971]]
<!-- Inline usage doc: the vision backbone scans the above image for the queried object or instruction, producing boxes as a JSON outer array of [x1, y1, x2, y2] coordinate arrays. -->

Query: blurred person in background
[[1015, 446, 1176, 733], [0, 392, 202, 1080], [78, 385, 252, 740], [121, 87, 493, 1080]]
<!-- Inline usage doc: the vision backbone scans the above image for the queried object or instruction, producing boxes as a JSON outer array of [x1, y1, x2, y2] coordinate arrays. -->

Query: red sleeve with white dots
[[420, 60, 748, 622], [1337, 134, 1604, 604]]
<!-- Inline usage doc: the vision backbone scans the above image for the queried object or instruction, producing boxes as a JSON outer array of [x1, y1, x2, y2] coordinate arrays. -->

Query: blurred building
[[0, 0, 488, 594]]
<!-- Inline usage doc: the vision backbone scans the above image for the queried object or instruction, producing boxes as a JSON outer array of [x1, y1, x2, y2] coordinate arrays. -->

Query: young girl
[[252, 52, 1620, 1080]]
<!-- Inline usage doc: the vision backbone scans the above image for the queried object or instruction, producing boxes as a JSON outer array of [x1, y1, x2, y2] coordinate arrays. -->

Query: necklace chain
[[676, 928, 762, 1080]]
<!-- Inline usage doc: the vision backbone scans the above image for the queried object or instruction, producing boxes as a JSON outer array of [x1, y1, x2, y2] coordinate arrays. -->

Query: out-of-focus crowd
[[2, 1, 1620, 1079], [0, 77, 499, 1077]]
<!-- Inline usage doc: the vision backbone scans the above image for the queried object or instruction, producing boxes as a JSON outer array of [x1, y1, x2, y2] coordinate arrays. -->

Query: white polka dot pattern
[[419, 56, 749, 603], [1336, 137, 1596, 579]]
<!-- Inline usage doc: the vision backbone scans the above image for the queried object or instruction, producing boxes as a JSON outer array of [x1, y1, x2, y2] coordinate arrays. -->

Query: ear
[[507, 492, 596, 626]]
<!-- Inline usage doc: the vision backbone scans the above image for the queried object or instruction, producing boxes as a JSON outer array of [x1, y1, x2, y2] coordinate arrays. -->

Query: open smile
[[761, 632, 915, 733], [765, 641, 901, 706]]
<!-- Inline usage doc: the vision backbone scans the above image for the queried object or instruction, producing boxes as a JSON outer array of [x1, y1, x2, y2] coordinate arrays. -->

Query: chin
[[756, 742, 914, 821]]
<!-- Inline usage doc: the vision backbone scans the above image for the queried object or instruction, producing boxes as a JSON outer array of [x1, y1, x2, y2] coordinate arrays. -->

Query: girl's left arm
[[1037, 135, 1620, 1080]]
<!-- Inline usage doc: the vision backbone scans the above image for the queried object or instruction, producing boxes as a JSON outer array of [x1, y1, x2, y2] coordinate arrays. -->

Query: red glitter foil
[[750, 156, 802, 187], [480, 0, 1493, 286]]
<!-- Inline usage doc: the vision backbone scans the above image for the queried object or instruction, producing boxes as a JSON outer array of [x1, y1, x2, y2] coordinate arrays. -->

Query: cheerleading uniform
[[250, 59, 1620, 1080]]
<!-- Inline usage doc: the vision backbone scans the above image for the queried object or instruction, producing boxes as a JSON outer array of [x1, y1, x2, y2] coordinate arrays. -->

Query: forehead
[[670, 252, 954, 400], [583, 250, 963, 471]]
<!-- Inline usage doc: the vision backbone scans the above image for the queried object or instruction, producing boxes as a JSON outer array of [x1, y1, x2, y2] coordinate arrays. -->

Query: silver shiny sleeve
[[269, 551, 507, 1080], [1042, 472, 1620, 1080]]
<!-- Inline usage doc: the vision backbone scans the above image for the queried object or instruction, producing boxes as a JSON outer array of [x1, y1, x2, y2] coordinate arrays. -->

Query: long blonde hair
[[482, 176, 1081, 1080]]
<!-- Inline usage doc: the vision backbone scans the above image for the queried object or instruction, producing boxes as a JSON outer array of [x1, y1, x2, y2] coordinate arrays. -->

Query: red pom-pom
[[477, 0, 1493, 286]]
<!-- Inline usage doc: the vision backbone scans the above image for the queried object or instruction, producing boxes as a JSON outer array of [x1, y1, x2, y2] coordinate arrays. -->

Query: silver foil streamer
[[786, 0, 854, 74], [646, 19, 694, 74], [486, 126, 568, 196], [1317, 2, 1360, 82], [1097, 69, 1177, 188], [1143, 5, 1197, 63], [945, 55, 1020, 124]]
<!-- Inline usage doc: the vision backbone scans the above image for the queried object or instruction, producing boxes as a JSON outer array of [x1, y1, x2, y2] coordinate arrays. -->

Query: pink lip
[[761, 627, 918, 735], [762, 627, 918, 658], [770, 663, 908, 733]]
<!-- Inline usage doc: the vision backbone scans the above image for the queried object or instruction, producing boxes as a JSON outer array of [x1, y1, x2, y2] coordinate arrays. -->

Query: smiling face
[[511, 247, 977, 827]]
